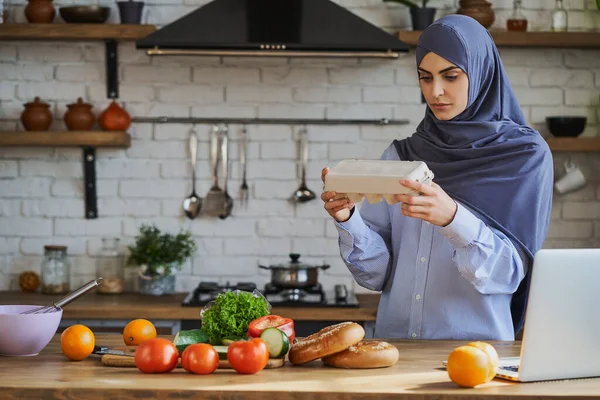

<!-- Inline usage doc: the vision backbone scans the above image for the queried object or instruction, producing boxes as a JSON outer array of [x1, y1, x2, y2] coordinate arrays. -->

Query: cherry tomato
[[248, 315, 295, 342], [227, 338, 269, 374], [181, 343, 220, 375], [134, 338, 178, 374]]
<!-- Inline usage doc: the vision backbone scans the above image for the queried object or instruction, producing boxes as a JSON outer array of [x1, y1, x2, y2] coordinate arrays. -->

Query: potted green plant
[[384, 0, 436, 30], [127, 224, 197, 296]]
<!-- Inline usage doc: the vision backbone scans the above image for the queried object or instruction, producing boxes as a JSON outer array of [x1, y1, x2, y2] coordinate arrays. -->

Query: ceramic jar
[[21, 97, 53, 131], [98, 101, 131, 131], [456, 0, 495, 29], [24, 0, 56, 23], [64, 98, 95, 131]]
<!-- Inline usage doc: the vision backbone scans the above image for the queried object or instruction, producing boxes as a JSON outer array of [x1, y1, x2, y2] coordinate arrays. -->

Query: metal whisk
[[20, 278, 104, 315]]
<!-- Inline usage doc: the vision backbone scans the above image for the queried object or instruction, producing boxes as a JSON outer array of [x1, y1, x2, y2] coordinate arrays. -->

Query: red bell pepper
[[248, 315, 295, 342]]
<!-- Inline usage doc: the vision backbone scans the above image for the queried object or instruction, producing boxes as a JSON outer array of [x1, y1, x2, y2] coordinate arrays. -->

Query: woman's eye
[[419, 76, 432, 83], [445, 75, 458, 81]]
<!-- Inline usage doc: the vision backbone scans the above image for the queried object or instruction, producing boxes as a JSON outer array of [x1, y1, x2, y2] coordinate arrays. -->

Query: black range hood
[[136, 0, 409, 58]]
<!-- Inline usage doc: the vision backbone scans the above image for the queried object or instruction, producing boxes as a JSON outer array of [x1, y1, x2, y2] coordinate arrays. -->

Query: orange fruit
[[61, 324, 95, 361], [446, 341, 499, 388], [123, 319, 157, 346]]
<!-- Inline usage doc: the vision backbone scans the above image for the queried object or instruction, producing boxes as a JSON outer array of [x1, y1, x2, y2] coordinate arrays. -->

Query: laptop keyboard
[[500, 365, 519, 372]]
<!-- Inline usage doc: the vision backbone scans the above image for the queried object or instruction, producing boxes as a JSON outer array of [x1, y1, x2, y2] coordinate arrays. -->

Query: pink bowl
[[0, 305, 63, 356]]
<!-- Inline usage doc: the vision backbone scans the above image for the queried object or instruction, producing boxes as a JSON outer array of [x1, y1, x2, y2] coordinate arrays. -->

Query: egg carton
[[324, 160, 434, 204]]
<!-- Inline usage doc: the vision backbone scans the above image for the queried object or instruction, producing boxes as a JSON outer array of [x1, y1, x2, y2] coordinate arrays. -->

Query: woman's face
[[418, 52, 469, 121]]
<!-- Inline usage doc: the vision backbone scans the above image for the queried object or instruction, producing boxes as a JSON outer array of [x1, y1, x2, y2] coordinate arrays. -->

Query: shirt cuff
[[439, 203, 480, 248], [335, 207, 368, 247]]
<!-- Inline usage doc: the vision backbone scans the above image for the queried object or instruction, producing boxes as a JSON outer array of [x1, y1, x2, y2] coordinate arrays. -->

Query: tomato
[[134, 338, 179, 374], [248, 315, 295, 342], [227, 338, 269, 374], [181, 344, 220, 375]]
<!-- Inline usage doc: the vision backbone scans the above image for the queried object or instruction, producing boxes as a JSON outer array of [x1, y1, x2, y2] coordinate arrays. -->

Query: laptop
[[446, 248, 600, 382]]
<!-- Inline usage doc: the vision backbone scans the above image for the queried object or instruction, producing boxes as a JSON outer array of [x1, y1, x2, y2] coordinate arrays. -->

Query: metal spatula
[[202, 125, 225, 217]]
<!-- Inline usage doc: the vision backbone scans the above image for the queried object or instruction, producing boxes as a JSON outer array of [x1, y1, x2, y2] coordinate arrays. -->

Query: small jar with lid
[[41, 245, 71, 294], [507, 0, 528, 31], [95, 238, 124, 294]]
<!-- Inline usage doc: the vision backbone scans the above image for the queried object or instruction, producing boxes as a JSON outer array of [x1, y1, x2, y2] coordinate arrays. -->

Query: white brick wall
[[0, 0, 599, 294]]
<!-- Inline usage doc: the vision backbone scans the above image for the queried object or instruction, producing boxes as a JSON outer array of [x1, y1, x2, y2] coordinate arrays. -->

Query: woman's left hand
[[395, 180, 458, 227]]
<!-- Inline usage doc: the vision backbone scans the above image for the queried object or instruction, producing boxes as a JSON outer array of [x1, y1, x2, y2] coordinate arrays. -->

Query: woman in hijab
[[320, 15, 553, 341]]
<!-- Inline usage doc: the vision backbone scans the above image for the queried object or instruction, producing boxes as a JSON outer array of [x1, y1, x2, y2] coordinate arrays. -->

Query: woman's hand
[[395, 180, 457, 227], [321, 167, 355, 222]]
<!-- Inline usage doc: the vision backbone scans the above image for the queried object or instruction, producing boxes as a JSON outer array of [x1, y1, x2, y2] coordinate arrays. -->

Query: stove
[[182, 281, 360, 308]]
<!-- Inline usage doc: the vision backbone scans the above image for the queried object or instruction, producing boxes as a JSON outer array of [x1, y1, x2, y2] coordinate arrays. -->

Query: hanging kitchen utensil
[[182, 125, 201, 220], [292, 127, 316, 203], [202, 125, 225, 217], [219, 125, 234, 220], [259, 254, 330, 289], [239, 126, 249, 208]]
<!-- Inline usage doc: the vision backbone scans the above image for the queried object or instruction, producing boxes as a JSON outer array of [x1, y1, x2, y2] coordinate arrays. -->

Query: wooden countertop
[[2, 334, 599, 399], [0, 291, 379, 321]]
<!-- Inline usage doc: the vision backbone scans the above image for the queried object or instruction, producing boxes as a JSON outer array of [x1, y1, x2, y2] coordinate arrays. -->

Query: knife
[[93, 345, 134, 357]]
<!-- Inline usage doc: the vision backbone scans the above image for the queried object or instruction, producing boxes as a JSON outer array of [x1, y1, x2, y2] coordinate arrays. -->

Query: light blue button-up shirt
[[335, 145, 526, 341]]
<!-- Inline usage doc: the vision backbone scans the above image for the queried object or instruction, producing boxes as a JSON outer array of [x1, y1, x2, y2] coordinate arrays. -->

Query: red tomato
[[248, 315, 295, 342], [134, 338, 179, 374], [181, 344, 220, 375], [227, 338, 269, 374]]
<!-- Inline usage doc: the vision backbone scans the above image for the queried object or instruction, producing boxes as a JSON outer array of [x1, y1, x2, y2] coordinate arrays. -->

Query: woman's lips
[[430, 103, 451, 111]]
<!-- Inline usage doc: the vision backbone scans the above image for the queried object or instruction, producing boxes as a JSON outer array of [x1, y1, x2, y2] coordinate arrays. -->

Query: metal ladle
[[182, 125, 202, 219], [293, 128, 316, 203]]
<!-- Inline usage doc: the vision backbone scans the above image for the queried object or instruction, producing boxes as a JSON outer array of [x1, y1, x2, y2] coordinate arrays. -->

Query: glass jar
[[96, 238, 124, 294], [41, 245, 70, 294], [507, 0, 528, 31], [551, 0, 568, 32]]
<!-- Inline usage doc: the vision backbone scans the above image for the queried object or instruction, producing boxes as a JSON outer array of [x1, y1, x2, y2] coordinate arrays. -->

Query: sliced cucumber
[[260, 328, 290, 359], [221, 336, 248, 345], [173, 329, 209, 355], [213, 345, 229, 360]]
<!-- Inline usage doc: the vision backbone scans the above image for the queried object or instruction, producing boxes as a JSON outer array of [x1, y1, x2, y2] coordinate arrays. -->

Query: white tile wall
[[0, 0, 599, 293]]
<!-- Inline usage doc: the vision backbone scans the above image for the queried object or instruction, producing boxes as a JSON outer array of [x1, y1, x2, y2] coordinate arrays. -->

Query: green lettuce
[[201, 291, 270, 345]]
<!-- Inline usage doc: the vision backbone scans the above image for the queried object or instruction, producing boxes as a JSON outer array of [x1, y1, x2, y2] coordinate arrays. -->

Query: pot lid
[[266, 253, 326, 269], [24, 97, 50, 108]]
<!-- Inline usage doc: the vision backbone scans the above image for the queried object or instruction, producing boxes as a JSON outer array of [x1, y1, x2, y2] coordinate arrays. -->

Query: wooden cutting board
[[100, 352, 285, 369]]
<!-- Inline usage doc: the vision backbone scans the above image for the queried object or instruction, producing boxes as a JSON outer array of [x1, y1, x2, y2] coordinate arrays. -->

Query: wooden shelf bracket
[[83, 147, 98, 219], [105, 39, 118, 99]]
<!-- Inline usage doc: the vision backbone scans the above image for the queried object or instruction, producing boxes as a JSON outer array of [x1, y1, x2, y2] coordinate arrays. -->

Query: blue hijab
[[393, 15, 553, 334]]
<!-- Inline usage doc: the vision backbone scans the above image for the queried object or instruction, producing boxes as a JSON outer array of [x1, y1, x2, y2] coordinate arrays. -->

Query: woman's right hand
[[321, 167, 355, 223]]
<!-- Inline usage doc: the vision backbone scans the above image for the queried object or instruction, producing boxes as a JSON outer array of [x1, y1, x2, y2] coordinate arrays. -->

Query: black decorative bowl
[[546, 116, 587, 137], [60, 6, 110, 23]]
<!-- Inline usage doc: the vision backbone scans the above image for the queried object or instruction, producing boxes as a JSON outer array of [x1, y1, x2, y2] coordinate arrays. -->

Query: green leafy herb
[[201, 291, 270, 345]]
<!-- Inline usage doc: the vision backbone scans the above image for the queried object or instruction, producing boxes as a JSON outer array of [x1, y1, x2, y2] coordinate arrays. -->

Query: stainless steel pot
[[259, 253, 330, 289]]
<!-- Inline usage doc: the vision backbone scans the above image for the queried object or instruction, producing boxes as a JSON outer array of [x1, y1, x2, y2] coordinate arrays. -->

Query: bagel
[[288, 322, 365, 365], [321, 340, 400, 369]]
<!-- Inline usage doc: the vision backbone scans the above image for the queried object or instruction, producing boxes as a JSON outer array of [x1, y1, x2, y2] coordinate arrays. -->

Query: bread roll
[[322, 341, 400, 369], [288, 322, 365, 365]]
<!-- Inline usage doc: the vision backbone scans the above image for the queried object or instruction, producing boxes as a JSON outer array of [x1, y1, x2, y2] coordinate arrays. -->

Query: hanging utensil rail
[[132, 117, 409, 126]]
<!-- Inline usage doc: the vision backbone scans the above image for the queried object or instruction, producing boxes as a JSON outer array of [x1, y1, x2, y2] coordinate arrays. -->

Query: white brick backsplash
[[258, 104, 326, 119], [21, 237, 86, 256], [295, 199, 331, 219], [0, 178, 51, 198], [329, 67, 394, 85], [499, 49, 563, 67], [0, 238, 19, 255], [158, 86, 224, 103], [361, 124, 416, 142], [564, 50, 600, 68], [126, 140, 187, 159], [504, 67, 530, 87], [393, 104, 427, 122], [0, 160, 18, 177], [191, 104, 257, 118], [260, 142, 295, 159], [0, 100, 22, 119], [252, 180, 298, 200], [122, 218, 186, 237], [0, 64, 52, 81], [20, 161, 82, 178], [50, 179, 118, 199], [513, 87, 563, 106], [18, 44, 83, 62], [246, 160, 296, 180], [17, 82, 86, 102], [0, 218, 52, 236], [190, 219, 256, 237], [262, 67, 329, 85], [547, 220, 593, 239], [293, 87, 361, 103], [563, 202, 600, 219], [195, 238, 224, 256], [0, 200, 20, 217], [0, 82, 16, 101], [363, 86, 422, 104], [257, 218, 325, 237], [55, 64, 103, 82], [0, 46, 17, 61], [531, 106, 596, 124], [329, 142, 387, 159], [395, 66, 419, 85], [530, 69, 594, 88], [193, 67, 260, 84], [193, 256, 259, 276], [227, 86, 292, 103], [88, 85, 156, 103], [4, 255, 44, 275], [119, 179, 188, 198], [54, 218, 121, 236], [97, 199, 161, 217], [327, 104, 393, 120], [97, 160, 160, 179], [123, 66, 191, 84], [232, 199, 295, 218], [292, 238, 340, 256], [326, 221, 339, 238], [224, 238, 291, 256], [22, 199, 83, 218], [565, 89, 600, 106]]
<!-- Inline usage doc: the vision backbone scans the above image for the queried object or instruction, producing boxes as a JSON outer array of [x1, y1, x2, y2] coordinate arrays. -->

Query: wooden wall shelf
[[397, 30, 600, 48], [545, 137, 600, 152], [0, 131, 131, 148], [0, 23, 156, 41]]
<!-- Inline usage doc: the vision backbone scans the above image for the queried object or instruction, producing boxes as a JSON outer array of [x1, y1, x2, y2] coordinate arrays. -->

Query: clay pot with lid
[[457, 0, 495, 28], [24, 0, 56, 23], [21, 97, 53, 131], [64, 98, 96, 131], [98, 101, 131, 131]]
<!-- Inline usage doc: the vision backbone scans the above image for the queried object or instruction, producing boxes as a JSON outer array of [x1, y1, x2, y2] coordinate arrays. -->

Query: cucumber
[[173, 329, 209, 355], [260, 328, 290, 359], [213, 345, 229, 360], [221, 336, 248, 345]]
